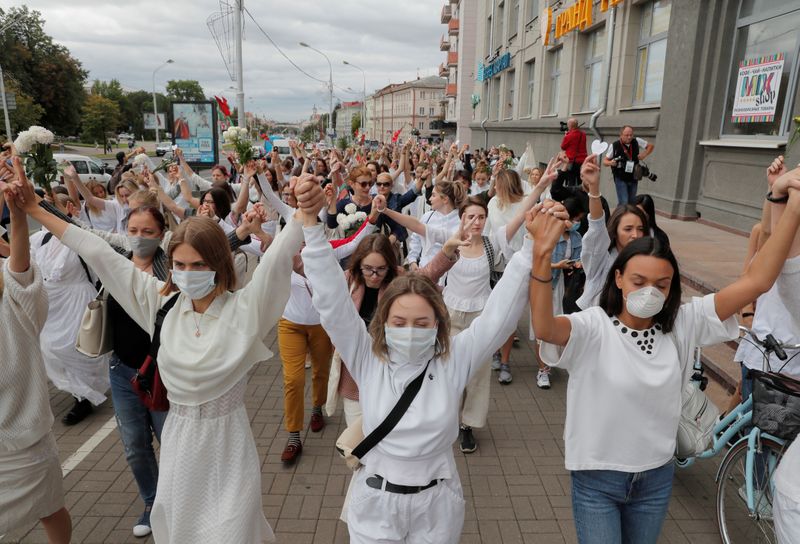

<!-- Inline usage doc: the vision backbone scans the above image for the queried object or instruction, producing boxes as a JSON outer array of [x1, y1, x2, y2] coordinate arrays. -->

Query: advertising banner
[[170, 101, 218, 168], [143, 112, 165, 130], [731, 53, 784, 123]]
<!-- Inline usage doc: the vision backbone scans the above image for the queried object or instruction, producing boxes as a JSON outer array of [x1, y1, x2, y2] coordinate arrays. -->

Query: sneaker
[[281, 441, 303, 464], [309, 412, 324, 433], [459, 426, 477, 453], [737, 484, 773, 521], [132, 505, 152, 538], [498, 364, 512, 384], [536, 369, 551, 389], [62, 398, 93, 426], [491, 351, 502, 371]]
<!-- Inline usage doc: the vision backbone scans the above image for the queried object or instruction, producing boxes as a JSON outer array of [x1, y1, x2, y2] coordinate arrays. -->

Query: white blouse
[[540, 294, 738, 472], [80, 199, 126, 233], [576, 213, 616, 310], [60, 219, 304, 405], [302, 224, 534, 486]]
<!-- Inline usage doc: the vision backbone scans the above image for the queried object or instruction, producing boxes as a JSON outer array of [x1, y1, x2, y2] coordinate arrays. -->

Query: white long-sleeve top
[[60, 219, 304, 405], [576, 213, 616, 310], [301, 224, 533, 486], [0, 262, 52, 453]]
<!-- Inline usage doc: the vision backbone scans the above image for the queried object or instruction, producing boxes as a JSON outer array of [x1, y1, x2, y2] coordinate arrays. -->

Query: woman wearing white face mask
[[13, 159, 318, 544], [529, 162, 800, 544], [296, 177, 539, 543]]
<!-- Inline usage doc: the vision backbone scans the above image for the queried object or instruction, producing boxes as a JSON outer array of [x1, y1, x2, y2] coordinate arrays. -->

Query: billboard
[[170, 101, 218, 169], [143, 113, 166, 130]]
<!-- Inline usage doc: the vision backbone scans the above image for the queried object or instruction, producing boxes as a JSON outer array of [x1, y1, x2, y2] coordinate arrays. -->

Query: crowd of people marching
[[1, 124, 799, 544]]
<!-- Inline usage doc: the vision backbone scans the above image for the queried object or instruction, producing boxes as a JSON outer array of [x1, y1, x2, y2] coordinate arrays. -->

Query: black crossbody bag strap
[[150, 294, 180, 359], [351, 359, 432, 460]]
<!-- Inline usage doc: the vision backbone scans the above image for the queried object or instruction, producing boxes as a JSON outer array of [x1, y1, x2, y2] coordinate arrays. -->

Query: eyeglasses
[[375, 182, 392, 188], [355, 181, 372, 189], [202, 199, 215, 205], [361, 265, 389, 277]]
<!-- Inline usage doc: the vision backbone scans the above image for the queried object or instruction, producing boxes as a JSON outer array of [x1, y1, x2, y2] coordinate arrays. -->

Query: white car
[[156, 142, 174, 157], [117, 133, 134, 141], [53, 153, 112, 185]]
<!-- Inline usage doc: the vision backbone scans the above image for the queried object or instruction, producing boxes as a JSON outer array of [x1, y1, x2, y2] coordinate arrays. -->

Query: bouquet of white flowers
[[336, 202, 368, 237], [14, 125, 56, 191], [223, 126, 256, 164], [131, 153, 150, 173]]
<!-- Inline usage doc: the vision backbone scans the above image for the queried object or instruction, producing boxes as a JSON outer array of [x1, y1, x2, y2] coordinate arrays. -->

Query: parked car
[[156, 142, 174, 157], [53, 153, 113, 185], [117, 132, 134, 142]]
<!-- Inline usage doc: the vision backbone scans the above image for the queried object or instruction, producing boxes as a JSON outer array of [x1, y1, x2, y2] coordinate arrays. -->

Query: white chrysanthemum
[[336, 213, 347, 226], [13, 130, 35, 153], [29, 126, 54, 145], [344, 203, 357, 215], [354, 211, 367, 221]]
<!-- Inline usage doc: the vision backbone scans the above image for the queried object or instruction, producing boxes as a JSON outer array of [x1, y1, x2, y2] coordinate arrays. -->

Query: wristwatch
[[766, 191, 789, 203]]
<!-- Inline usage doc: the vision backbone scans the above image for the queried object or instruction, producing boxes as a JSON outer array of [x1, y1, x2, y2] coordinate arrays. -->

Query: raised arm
[[379, 204, 427, 237], [258, 174, 295, 222], [178, 177, 200, 209], [580, 154, 603, 220], [64, 164, 107, 210], [232, 162, 256, 216]]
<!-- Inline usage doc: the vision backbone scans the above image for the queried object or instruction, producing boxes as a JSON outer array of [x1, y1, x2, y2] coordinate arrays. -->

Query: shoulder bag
[[130, 294, 180, 411], [336, 359, 431, 470]]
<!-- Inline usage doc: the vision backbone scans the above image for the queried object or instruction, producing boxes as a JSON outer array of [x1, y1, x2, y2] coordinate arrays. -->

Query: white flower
[[336, 213, 347, 226], [29, 126, 54, 145], [344, 203, 357, 215], [13, 129, 35, 153], [354, 211, 367, 221]]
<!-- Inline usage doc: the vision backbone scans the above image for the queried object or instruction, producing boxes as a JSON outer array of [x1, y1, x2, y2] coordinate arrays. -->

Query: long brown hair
[[348, 234, 399, 289], [494, 169, 525, 208], [434, 179, 467, 209], [159, 216, 236, 296], [368, 274, 451, 361], [607, 205, 649, 252]]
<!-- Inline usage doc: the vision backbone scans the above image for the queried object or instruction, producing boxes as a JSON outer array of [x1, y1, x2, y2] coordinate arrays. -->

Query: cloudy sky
[[19, 0, 446, 121]]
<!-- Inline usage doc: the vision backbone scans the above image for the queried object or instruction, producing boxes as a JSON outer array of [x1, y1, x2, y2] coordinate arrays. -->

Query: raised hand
[[8, 157, 41, 213], [443, 215, 476, 258], [526, 200, 570, 253], [580, 154, 600, 194], [767, 156, 786, 189], [62, 162, 78, 180], [293, 173, 324, 224], [771, 165, 800, 199], [243, 160, 257, 179], [537, 156, 560, 188], [372, 194, 387, 213]]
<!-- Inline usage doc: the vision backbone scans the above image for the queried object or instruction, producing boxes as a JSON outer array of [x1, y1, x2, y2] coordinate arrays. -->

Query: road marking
[[61, 416, 117, 476]]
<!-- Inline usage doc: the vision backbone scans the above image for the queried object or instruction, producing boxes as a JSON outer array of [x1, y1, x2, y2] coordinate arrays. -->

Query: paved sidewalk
[[4, 217, 754, 544]]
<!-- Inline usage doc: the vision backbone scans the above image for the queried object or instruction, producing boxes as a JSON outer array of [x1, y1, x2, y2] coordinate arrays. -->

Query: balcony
[[440, 35, 450, 51], [441, 4, 451, 23], [438, 63, 449, 77], [447, 51, 458, 66], [446, 83, 457, 97], [448, 18, 459, 35]]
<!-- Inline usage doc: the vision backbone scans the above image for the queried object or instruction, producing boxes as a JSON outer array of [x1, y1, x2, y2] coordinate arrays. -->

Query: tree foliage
[[166, 80, 206, 102], [351, 112, 361, 136], [3, 81, 45, 136], [0, 6, 87, 135], [81, 95, 121, 145]]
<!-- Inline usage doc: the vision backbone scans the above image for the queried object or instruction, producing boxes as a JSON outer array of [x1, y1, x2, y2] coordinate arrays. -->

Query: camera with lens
[[637, 162, 658, 182]]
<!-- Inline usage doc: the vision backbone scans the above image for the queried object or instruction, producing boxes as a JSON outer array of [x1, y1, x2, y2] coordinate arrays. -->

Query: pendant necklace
[[192, 312, 204, 337]]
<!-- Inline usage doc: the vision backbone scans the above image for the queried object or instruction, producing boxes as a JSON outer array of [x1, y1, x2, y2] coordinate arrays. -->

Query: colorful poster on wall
[[170, 101, 218, 167], [731, 53, 784, 123]]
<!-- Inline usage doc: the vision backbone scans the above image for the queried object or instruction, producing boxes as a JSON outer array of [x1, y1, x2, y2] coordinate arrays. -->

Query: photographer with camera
[[602, 125, 655, 206], [560, 118, 587, 187]]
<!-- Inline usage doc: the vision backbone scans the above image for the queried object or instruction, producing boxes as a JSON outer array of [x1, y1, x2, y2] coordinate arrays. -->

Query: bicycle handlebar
[[737, 325, 800, 358]]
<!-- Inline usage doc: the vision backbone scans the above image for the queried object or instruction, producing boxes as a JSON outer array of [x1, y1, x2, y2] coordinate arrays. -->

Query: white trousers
[[346, 468, 465, 544], [774, 487, 800, 544], [343, 397, 362, 427], [449, 309, 490, 428]]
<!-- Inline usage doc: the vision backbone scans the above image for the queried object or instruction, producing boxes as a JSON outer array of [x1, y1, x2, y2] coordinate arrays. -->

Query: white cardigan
[[301, 224, 533, 486], [60, 219, 304, 405], [576, 213, 616, 310]]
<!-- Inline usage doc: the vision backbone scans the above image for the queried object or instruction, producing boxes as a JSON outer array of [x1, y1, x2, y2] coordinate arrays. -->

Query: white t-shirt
[[539, 294, 738, 472], [605, 137, 649, 159], [80, 199, 126, 233], [734, 255, 800, 376], [282, 272, 320, 325]]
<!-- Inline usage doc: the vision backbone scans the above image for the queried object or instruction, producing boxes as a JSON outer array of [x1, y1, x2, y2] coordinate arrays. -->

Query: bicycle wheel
[[716, 437, 785, 544]]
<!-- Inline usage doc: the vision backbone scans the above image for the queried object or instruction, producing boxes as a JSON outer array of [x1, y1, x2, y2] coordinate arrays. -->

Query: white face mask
[[384, 326, 437, 365], [127, 236, 160, 258], [171, 269, 216, 300], [624, 286, 666, 319]]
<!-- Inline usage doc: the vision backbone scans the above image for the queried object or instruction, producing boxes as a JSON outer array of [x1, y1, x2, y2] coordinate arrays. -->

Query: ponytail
[[436, 179, 467, 209]]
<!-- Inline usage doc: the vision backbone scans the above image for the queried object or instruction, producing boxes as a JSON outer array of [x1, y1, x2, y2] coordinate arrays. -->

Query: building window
[[634, 0, 671, 104], [420, 91, 426, 99], [721, 3, 800, 137], [505, 69, 516, 119], [419, 121, 424, 130], [583, 27, 606, 110], [496, 1, 505, 51], [485, 15, 493, 57], [490, 77, 502, 120], [509, 0, 520, 39], [525, 60, 535, 117], [429, 107, 435, 116], [525, 0, 540, 23], [547, 47, 561, 114], [419, 107, 425, 115]]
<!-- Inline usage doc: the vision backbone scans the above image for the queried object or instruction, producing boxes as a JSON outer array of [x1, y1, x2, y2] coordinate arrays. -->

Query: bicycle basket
[[750, 369, 800, 441]]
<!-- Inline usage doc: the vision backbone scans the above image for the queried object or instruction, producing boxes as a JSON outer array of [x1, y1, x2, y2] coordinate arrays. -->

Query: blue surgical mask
[[569, 222, 581, 232], [171, 269, 217, 300]]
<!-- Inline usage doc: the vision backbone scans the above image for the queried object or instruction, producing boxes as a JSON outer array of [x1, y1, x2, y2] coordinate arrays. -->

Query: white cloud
[[22, 0, 447, 121]]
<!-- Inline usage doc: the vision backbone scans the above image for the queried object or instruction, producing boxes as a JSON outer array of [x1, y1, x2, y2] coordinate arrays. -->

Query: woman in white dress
[[31, 192, 110, 425], [15, 169, 321, 544], [0, 169, 72, 543], [63, 164, 132, 233]]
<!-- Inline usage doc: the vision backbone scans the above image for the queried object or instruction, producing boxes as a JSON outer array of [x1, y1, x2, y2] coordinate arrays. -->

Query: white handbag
[[675, 381, 719, 458], [75, 288, 112, 357]]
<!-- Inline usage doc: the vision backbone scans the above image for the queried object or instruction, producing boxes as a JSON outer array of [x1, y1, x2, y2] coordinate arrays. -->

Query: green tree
[[0, 6, 87, 136], [124, 90, 169, 140], [351, 112, 361, 137], [81, 95, 120, 148], [4, 81, 45, 135], [166, 80, 205, 102], [91, 79, 132, 133]]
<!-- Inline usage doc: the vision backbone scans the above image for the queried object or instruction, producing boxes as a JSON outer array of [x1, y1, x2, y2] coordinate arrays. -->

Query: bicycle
[[676, 326, 800, 544]]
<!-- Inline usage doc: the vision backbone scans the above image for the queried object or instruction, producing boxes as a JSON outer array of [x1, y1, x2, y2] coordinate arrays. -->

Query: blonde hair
[[115, 179, 139, 200], [159, 216, 236, 297], [494, 169, 525, 209], [433, 179, 466, 209], [368, 274, 451, 361], [84, 181, 107, 215], [127, 189, 159, 209]]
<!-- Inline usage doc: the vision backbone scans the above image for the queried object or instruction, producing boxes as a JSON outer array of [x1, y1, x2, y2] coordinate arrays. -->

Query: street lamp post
[[152, 59, 174, 145], [343, 60, 366, 142], [300, 42, 333, 143]]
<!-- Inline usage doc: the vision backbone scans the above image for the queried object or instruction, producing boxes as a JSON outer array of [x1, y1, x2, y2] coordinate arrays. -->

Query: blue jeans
[[109, 353, 168, 506], [571, 462, 674, 544], [613, 176, 638, 207]]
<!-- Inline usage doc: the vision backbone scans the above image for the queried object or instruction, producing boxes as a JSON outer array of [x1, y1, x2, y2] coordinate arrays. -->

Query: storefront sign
[[477, 52, 511, 82], [543, 0, 624, 43], [731, 53, 785, 123]]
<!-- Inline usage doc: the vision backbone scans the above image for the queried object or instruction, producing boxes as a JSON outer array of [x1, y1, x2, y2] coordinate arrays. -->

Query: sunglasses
[[361, 265, 389, 277], [375, 182, 392, 188], [355, 181, 372, 189]]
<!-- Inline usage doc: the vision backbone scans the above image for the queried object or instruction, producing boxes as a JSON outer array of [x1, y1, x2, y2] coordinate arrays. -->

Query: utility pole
[[0, 65, 12, 142], [234, 0, 246, 129]]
